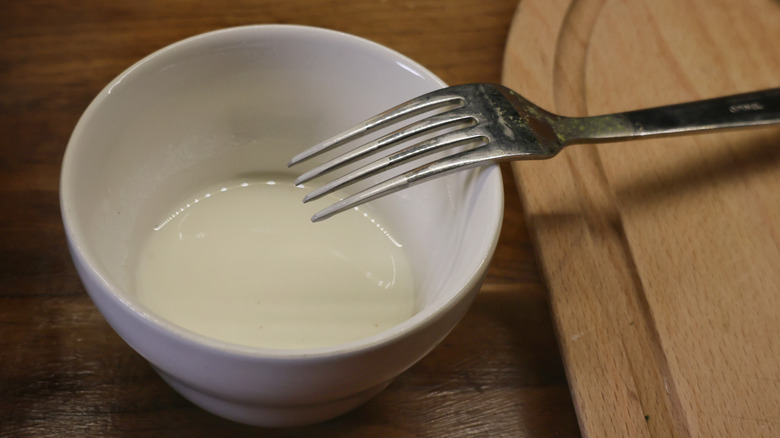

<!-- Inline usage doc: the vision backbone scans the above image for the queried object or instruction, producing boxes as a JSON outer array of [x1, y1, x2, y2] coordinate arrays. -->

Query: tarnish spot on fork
[[553, 115, 635, 145], [495, 106, 518, 141], [526, 116, 558, 149]]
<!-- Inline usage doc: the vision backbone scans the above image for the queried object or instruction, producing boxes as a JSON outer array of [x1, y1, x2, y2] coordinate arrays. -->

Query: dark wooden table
[[1, 1, 581, 436]]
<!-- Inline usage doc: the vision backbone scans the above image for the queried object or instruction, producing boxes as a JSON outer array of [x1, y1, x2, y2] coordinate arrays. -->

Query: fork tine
[[287, 91, 464, 167], [294, 113, 475, 185], [310, 145, 500, 222], [302, 130, 485, 202]]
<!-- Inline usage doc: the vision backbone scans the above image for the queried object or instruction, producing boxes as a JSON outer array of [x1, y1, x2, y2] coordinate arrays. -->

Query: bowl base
[[155, 368, 393, 427]]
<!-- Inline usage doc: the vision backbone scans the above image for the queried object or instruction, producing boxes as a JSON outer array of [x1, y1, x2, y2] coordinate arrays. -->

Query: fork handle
[[556, 88, 780, 144]]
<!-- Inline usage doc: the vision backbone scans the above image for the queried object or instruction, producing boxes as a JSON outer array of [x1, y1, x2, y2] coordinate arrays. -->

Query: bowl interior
[[61, 25, 503, 347]]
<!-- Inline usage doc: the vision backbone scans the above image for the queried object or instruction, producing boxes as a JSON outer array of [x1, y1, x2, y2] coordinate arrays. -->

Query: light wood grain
[[0, 1, 582, 436], [504, 0, 780, 437]]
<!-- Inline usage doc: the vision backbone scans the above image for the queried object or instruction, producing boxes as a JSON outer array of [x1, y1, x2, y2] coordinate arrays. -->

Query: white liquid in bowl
[[134, 176, 415, 349]]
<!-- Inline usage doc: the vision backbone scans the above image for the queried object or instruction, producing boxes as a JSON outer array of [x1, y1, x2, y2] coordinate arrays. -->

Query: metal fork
[[288, 84, 780, 222]]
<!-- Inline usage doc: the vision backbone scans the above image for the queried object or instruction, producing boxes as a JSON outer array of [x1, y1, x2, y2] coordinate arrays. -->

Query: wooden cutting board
[[503, 1, 780, 437]]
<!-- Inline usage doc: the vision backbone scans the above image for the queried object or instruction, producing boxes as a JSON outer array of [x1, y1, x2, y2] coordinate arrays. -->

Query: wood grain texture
[[504, 0, 780, 437], [0, 1, 582, 436]]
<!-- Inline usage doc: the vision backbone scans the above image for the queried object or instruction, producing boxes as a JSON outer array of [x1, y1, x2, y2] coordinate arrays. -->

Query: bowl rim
[[60, 24, 505, 361]]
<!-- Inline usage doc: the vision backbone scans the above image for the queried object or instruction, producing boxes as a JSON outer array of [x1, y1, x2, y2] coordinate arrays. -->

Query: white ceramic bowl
[[60, 25, 503, 427]]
